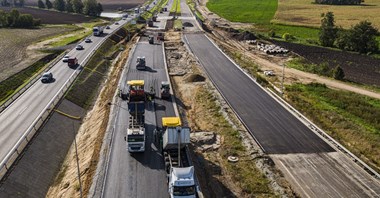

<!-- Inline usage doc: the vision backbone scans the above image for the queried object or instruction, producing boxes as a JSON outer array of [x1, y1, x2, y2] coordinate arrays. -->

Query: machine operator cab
[[127, 80, 145, 101]]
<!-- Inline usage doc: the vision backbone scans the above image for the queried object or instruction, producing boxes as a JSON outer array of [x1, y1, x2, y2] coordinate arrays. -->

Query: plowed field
[[273, 40, 380, 87], [0, 27, 72, 82]]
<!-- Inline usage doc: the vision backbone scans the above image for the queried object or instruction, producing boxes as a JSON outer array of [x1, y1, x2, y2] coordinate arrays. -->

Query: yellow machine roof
[[127, 80, 144, 86], [162, 117, 181, 127]]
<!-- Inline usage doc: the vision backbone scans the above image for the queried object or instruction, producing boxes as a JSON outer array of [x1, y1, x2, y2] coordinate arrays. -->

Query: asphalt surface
[[0, 99, 85, 197], [102, 38, 176, 198], [0, 17, 134, 169], [184, 33, 333, 154]]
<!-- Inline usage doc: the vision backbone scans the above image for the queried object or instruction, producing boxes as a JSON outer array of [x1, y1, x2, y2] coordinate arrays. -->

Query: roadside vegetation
[[192, 85, 274, 195], [47, 21, 105, 47], [170, 0, 180, 15], [0, 50, 62, 104], [66, 23, 143, 108], [186, 0, 204, 21], [141, 0, 168, 19], [285, 83, 380, 172]]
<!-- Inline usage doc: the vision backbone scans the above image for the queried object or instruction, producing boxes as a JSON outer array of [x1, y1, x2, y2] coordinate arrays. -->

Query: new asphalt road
[[102, 37, 176, 198]]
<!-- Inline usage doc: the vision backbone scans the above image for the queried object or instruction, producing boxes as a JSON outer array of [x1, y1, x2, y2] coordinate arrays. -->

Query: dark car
[[41, 72, 53, 83], [106, 25, 111, 29], [76, 44, 84, 50], [85, 38, 92, 43]]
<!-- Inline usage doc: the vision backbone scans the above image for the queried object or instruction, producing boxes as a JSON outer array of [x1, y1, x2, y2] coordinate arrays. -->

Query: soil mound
[[231, 31, 257, 41], [184, 74, 206, 83]]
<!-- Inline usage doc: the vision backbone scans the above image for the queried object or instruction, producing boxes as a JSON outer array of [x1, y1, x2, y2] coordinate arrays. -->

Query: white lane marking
[[279, 160, 311, 198], [18, 106, 28, 115]]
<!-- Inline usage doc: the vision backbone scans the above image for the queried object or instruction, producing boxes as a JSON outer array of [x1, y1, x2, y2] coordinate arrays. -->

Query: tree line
[[319, 12, 379, 54], [315, 0, 363, 5], [37, 0, 102, 16], [0, 9, 41, 28], [1, 0, 25, 7]]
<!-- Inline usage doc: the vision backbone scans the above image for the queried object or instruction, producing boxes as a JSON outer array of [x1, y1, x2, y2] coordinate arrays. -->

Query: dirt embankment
[[45, 37, 137, 198]]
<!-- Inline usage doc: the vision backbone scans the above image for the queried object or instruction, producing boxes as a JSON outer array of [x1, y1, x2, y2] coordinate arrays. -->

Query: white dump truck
[[161, 117, 197, 197], [93, 26, 104, 36]]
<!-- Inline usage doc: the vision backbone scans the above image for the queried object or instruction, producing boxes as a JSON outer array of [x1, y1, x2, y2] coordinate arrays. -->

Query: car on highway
[[106, 25, 111, 29], [76, 44, 84, 50], [115, 22, 119, 25], [85, 38, 92, 43], [62, 55, 70, 62], [41, 72, 53, 83]]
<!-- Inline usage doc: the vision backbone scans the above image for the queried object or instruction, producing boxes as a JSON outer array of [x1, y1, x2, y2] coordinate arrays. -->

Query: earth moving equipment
[[136, 57, 146, 70], [125, 80, 146, 152], [93, 26, 104, 36], [149, 36, 154, 44], [160, 117, 197, 197], [160, 81, 170, 99]]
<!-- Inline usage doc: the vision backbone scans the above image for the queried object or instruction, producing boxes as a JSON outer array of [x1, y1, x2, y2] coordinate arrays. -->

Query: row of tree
[[1, 0, 25, 7], [315, 0, 362, 5], [37, 0, 102, 16], [0, 9, 41, 28], [319, 12, 379, 54]]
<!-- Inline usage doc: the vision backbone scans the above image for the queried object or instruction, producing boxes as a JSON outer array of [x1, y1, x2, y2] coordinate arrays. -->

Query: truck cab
[[67, 57, 78, 67], [126, 126, 145, 152], [169, 167, 196, 198], [160, 81, 170, 99]]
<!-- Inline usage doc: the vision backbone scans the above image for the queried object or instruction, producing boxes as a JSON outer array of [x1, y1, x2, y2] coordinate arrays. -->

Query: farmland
[[0, 7, 93, 24], [0, 27, 75, 82], [206, 0, 277, 24], [24, 0, 144, 11], [273, 40, 380, 87], [273, 0, 380, 29]]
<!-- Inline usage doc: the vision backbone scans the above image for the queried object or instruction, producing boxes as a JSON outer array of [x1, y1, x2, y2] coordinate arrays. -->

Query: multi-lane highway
[[0, 16, 131, 177]]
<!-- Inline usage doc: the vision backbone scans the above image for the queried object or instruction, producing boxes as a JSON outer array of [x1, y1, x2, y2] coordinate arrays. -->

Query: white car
[[62, 55, 70, 62]]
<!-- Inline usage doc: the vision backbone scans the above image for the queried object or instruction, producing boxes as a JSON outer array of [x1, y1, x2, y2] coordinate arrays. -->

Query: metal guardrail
[[0, 29, 111, 182], [0, 52, 66, 114]]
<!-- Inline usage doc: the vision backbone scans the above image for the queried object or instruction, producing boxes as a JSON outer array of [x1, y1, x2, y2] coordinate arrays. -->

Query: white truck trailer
[[161, 117, 197, 197]]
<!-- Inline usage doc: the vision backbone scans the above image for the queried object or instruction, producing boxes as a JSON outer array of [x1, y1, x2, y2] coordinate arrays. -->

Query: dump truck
[[67, 57, 78, 67], [160, 117, 197, 197], [124, 80, 146, 152], [136, 57, 146, 70], [93, 26, 104, 36], [160, 81, 170, 99]]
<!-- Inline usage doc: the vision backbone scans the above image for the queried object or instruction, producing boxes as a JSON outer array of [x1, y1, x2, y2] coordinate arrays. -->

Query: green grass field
[[170, 0, 181, 14], [286, 83, 380, 172], [206, 0, 277, 24]]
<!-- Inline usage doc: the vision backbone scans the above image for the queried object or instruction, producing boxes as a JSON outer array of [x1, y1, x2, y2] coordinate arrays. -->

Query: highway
[[0, 16, 132, 175]]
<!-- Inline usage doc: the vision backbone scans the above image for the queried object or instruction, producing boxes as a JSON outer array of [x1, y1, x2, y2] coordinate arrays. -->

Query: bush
[[282, 33, 295, 41], [333, 66, 345, 80]]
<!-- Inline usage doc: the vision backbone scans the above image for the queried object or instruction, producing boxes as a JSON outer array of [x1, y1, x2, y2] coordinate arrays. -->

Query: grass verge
[[206, 0, 277, 24], [174, 19, 182, 30], [170, 0, 181, 14], [285, 83, 380, 172], [0, 50, 63, 104], [196, 87, 273, 195], [65, 24, 142, 109], [48, 21, 106, 47], [186, 0, 204, 21], [142, 0, 169, 19]]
